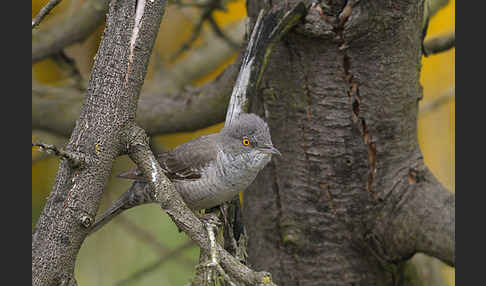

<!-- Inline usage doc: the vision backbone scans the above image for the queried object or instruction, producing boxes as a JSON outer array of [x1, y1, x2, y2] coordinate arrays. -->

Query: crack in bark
[[125, 0, 147, 84], [320, 183, 337, 215], [334, 0, 377, 200]]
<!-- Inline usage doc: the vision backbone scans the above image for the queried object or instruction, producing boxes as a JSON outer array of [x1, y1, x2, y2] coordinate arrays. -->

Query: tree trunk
[[32, 1, 166, 285], [244, 0, 454, 285]]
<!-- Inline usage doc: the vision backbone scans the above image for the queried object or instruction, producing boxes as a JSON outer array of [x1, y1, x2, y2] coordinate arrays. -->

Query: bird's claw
[[193, 209, 237, 285], [197, 211, 222, 227]]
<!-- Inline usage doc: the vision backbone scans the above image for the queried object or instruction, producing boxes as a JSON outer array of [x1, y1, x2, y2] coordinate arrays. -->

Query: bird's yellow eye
[[242, 138, 250, 146]]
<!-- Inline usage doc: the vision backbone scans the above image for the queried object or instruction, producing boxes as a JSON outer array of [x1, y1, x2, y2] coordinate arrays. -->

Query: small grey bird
[[90, 113, 280, 233]]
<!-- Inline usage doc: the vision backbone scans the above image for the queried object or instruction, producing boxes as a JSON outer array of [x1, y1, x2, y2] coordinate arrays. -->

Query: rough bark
[[243, 0, 454, 285], [32, 0, 166, 285]]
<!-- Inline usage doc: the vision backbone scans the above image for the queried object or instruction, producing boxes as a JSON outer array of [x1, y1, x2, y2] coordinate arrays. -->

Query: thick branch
[[32, 0, 110, 64], [372, 164, 455, 267], [423, 32, 455, 57], [425, 0, 450, 20], [32, 58, 240, 137], [32, 83, 83, 137], [410, 170, 454, 266]]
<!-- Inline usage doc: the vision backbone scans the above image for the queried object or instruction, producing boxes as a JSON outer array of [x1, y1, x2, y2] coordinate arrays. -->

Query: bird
[[89, 113, 280, 233]]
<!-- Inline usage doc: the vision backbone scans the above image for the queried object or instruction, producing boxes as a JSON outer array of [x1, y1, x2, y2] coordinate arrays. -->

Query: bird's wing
[[117, 134, 220, 181]]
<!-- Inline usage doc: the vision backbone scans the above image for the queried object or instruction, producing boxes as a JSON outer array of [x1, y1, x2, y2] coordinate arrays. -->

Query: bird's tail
[[89, 181, 155, 234]]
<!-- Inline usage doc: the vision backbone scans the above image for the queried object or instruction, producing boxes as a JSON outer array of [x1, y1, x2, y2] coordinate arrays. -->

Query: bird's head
[[220, 113, 281, 159]]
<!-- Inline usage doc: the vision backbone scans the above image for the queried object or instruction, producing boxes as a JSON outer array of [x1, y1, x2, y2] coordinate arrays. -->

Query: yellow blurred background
[[32, 0, 454, 285]]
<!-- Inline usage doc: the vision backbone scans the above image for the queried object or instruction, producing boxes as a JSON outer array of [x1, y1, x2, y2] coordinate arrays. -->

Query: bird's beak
[[258, 145, 281, 156]]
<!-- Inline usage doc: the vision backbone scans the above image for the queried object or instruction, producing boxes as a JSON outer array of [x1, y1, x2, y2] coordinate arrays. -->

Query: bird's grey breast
[[214, 148, 271, 189], [174, 144, 271, 210]]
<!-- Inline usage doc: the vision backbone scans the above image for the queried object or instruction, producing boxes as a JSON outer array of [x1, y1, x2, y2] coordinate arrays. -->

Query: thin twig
[[170, 9, 210, 61], [423, 32, 455, 57], [116, 215, 195, 261], [94, 190, 195, 266], [32, 130, 68, 164], [115, 214, 196, 267], [32, 141, 84, 167], [145, 19, 245, 92], [116, 215, 171, 253], [170, 0, 237, 61], [115, 241, 195, 286], [419, 87, 455, 116], [207, 14, 240, 49], [32, 0, 63, 29], [51, 51, 85, 89]]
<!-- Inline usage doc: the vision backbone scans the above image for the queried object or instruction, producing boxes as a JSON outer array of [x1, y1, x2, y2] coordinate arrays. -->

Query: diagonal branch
[[32, 0, 63, 29], [115, 240, 194, 286], [408, 169, 454, 266], [170, 0, 238, 60], [113, 215, 196, 267], [419, 87, 455, 116], [207, 14, 240, 49]]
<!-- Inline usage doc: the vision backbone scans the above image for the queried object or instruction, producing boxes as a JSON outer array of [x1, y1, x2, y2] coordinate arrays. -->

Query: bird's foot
[[199, 213, 221, 267], [196, 208, 222, 226], [194, 211, 236, 285]]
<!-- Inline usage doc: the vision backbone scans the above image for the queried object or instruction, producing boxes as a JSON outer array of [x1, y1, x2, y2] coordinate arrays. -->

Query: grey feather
[[117, 134, 220, 181]]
